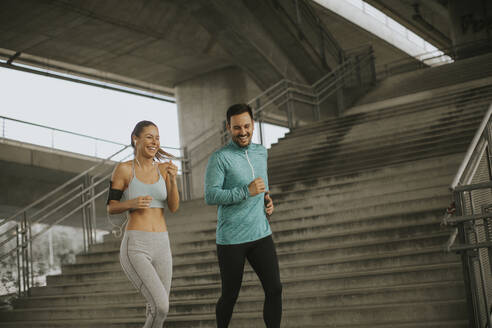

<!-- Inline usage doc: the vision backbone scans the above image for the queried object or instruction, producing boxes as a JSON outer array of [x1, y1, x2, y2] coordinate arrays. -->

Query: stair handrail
[[0, 144, 136, 296], [441, 101, 492, 328], [0, 115, 127, 148], [188, 45, 375, 161], [450, 103, 492, 190], [0, 145, 130, 230], [377, 38, 492, 80], [0, 165, 128, 263]]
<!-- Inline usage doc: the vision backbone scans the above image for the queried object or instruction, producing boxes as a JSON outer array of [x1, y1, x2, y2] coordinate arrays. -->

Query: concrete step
[[270, 103, 485, 154], [80, 208, 448, 266], [280, 88, 491, 141], [13, 279, 464, 311], [4, 280, 465, 321], [68, 222, 449, 270], [268, 128, 475, 173], [171, 248, 460, 288], [359, 53, 492, 104], [269, 140, 471, 184], [271, 161, 457, 196], [75, 233, 449, 277], [0, 298, 469, 327], [272, 184, 449, 216], [29, 261, 464, 305], [149, 196, 452, 252], [51, 243, 459, 287], [269, 153, 462, 193], [160, 158, 459, 230], [273, 173, 453, 208], [167, 206, 449, 255], [289, 85, 490, 136], [269, 113, 482, 160], [169, 193, 452, 239]]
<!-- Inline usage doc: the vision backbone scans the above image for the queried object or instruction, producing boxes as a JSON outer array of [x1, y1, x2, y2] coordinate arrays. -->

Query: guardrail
[[441, 103, 492, 328], [0, 115, 127, 159], [0, 121, 192, 296], [187, 45, 375, 172], [376, 38, 492, 80]]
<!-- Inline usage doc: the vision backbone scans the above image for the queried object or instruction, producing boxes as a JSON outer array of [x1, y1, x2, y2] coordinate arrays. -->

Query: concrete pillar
[[448, 0, 492, 58], [175, 66, 262, 199]]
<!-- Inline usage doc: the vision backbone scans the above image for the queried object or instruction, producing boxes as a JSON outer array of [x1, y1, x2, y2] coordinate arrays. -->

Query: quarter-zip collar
[[228, 139, 252, 152], [228, 140, 255, 179]]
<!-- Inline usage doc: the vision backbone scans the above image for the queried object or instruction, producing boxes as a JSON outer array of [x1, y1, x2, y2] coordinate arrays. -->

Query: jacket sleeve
[[204, 152, 250, 205]]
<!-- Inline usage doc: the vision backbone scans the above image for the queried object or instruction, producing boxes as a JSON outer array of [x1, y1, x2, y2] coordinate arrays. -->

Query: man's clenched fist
[[248, 177, 265, 196]]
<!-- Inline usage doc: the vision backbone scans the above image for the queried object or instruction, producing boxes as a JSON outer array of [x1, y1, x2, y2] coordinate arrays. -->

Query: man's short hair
[[226, 103, 254, 125]]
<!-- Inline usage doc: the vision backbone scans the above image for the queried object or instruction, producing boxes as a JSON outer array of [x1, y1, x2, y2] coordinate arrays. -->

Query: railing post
[[90, 176, 97, 245], [182, 146, 192, 201], [485, 121, 492, 172], [27, 218, 33, 295], [455, 191, 479, 328], [16, 224, 21, 296], [258, 119, 264, 146], [81, 182, 88, 253], [17, 212, 31, 296], [286, 84, 295, 129], [2, 117, 5, 138]]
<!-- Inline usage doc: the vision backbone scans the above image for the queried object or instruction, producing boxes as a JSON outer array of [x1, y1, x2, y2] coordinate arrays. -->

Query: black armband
[[107, 181, 124, 205]]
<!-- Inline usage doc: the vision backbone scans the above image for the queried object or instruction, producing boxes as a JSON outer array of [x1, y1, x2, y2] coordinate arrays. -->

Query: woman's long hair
[[131, 120, 175, 161]]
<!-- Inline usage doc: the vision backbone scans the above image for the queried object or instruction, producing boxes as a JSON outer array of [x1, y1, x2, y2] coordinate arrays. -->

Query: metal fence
[[377, 38, 492, 80], [443, 103, 492, 327], [0, 124, 192, 296]]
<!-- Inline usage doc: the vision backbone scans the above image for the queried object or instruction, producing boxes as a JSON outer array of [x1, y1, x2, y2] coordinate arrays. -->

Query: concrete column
[[448, 0, 492, 58], [175, 66, 262, 199]]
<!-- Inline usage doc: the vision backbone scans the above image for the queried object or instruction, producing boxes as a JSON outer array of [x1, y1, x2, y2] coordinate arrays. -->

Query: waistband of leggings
[[124, 229, 169, 237]]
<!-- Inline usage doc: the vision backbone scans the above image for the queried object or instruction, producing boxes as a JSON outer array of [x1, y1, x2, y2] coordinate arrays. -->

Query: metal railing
[[0, 146, 127, 296], [0, 115, 127, 159], [187, 45, 375, 171], [0, 115, 192, 200], [377, 38, 492, 80], [442, 102, 492, 328], [0, 135, 192, 297]]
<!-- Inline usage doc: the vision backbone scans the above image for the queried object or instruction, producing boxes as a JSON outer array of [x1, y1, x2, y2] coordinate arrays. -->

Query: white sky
[[0, 66, 180, 159]]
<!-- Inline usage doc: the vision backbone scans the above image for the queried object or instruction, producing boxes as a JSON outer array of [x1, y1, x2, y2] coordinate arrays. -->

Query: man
[[204, 103, 282, 328]]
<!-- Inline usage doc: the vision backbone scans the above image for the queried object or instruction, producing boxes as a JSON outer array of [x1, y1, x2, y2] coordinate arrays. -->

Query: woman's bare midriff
[[126, 208, 168, 232]]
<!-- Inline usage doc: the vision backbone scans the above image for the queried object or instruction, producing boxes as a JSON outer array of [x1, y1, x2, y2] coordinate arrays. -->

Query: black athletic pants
[[216, 235, 282, 328]]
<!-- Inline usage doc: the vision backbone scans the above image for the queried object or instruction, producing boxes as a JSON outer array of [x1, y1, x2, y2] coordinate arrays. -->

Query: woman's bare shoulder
[[113, 161, 133, 178]]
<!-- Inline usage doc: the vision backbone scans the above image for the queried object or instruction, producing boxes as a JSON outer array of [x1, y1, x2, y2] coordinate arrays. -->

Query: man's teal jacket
[[204, 140, 272, 245]]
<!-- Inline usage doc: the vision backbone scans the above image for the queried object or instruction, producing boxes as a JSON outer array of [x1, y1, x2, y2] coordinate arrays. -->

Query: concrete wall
[[175, 66, 262, 199], [448, 0, 492, 56]]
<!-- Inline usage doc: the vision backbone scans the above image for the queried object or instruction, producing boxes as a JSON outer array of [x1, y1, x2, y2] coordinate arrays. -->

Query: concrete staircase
[[2, 67, 492, 327], [360, 52, 492, 105]]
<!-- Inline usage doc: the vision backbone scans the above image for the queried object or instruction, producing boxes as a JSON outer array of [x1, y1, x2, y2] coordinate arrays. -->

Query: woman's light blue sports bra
[[123, 161, 167, 208]]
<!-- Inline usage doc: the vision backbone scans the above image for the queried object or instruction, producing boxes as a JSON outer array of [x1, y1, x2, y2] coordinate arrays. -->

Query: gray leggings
[[120, 230, 173, 328]]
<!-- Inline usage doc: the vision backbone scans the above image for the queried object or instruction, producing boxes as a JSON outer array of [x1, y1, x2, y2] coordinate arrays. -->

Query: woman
[[107, 120, 179, 327]]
